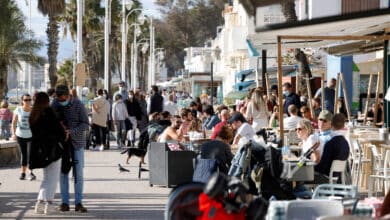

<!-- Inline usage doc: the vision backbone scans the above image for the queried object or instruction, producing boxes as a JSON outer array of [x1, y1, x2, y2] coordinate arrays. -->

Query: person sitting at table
[[202, 105, 220, 130], [283, 104, 302, 130], [268, 105, 280, 128], [158, 115, 184, 150], [367, 102, 384, 127], [314, 113, 350, 184], [200, 125, 234, 174], [300, 106, 318, 129], [188, 118, 205, 140], [317, 110, 333, 159], [211, 109, 230, 140], [312, 97, 322, 119], [296, 119, 320, 163], [228, 112, 256, 147], [158, 111, 172, 129], [180, 108, 193, 137]]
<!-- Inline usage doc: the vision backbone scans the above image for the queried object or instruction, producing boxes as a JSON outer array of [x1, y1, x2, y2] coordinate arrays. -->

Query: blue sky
[[16, 0, 158, 62]]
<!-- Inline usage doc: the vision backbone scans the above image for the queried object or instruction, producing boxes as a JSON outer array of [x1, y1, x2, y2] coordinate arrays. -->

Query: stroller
[[164, 141, 296, 220]]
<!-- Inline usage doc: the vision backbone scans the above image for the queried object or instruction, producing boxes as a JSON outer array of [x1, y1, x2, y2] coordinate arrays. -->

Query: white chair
[[329, 160, 347, 184], [368, 144, 390, 197], [288, 129, 301, 145], [285, 200, 343, 220]]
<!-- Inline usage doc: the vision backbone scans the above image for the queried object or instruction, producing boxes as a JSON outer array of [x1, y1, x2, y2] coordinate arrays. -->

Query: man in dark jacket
[[283, 82, 301, 116], [147, 85, 163, 114], [314, 113, 350, 184]]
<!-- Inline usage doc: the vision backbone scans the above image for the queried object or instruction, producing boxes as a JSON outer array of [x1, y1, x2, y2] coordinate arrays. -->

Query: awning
[[235, 69, 255, 81], [233, 80, 256, 91], [248, 8, 390, 53]]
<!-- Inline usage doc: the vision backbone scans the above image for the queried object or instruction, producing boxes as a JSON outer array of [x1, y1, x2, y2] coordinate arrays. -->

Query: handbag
[[29, 140, 63, 169], [125, 118, 133, 130]]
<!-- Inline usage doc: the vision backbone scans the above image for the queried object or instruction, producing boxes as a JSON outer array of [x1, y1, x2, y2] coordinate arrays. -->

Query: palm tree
[[0, 0, 44, 100], [37, 0, 65, 88]]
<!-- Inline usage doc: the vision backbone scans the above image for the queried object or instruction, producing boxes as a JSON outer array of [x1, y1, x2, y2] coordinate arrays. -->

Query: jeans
[[38, 159, 61, 201], [0, 120, 10, 139], [115, 120, 126, 147], [60, 148, 84, 205]]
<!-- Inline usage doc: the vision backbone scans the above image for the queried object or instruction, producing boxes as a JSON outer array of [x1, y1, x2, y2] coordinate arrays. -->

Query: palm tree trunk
[[47, 15, 59, 88], [281, 0, 298, 22], [0, 62, 8, 101]]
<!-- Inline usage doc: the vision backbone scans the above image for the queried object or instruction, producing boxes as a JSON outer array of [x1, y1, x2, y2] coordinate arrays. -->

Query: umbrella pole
[[277, 36, 284, 143]]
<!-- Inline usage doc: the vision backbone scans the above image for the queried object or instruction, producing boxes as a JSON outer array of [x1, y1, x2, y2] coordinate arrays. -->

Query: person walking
[[0, 100, 12, 140], [147, 85, 164, 114], [124, 90, 142, 147], [51, 85, 89, 213], [112, 94, 129, 149], [12, 94, 35, 180], [91, 89, 109, 151], [29, 92, 66, 214], [246, 89, 270, 131], [112, 81, 128, 101]]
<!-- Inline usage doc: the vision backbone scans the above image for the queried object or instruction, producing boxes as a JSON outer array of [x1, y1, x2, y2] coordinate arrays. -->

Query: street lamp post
[[104, 0, 112, 90]]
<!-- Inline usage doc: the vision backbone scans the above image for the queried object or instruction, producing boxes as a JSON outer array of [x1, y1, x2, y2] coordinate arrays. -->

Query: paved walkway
[[0, 146, 171, 220]]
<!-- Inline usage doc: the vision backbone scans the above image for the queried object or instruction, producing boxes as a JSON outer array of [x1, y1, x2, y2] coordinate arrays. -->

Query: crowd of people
[[7, 77, 388, 215]]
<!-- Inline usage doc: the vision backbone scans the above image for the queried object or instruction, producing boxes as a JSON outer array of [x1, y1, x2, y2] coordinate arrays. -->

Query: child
[[0, 101, 12, 140]]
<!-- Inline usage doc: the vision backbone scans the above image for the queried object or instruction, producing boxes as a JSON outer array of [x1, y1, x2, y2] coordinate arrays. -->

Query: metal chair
[[312, 184, 359, 213]]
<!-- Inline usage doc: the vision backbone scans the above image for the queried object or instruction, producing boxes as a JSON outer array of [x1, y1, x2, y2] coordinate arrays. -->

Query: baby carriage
[[165, 173, 269, 220]]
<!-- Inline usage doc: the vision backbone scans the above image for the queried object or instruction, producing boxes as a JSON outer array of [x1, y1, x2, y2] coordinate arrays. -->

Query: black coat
[[149, 94, 163, 114], [29, 107, 66, 169]]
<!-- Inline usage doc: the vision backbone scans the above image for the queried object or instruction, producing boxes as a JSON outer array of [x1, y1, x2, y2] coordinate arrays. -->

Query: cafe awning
[[235, 69, 255, 81], [233, 80, 256, 91]]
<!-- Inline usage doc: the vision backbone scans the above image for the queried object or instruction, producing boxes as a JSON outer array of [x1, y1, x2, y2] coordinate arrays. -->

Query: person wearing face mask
[[112, 81, 128, 101], [51, 85, 89, 213], [282, 82, 301, 116]]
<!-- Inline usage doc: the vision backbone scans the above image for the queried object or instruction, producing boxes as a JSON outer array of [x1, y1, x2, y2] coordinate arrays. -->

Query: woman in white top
[[296, 119, 320, 163], [188, 118, 205, 140], [12, 93, 35, 180], [112, 94, 129, 149], [246, 89, 270, 131]]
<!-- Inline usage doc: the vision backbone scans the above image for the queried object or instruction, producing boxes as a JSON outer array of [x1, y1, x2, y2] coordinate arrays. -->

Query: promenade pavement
[[0, 145, 171, 220]]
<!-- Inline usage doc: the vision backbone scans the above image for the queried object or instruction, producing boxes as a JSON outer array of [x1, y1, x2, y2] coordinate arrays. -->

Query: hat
[[227, 112, 246, 124], [55, 85, 69, 96], [318, 110, 333, 122]]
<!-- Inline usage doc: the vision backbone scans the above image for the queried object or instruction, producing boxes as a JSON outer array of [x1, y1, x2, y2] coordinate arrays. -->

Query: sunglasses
[[319, 119, 328, 122], [296, 127, 304, 131], [23, 99, 31, 102]]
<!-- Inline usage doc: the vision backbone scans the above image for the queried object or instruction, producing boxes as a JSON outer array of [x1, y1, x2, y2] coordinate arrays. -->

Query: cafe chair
[[348, 138, 370, 186], [329, 160, 347, 184], [312, 184, 358, 213], [285, 200, 343, 220], [288, 129, 301, 146], [368, 144, 390, 197]]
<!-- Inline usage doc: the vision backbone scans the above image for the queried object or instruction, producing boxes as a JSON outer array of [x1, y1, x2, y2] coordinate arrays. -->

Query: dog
[[121, 148, 147, 164]]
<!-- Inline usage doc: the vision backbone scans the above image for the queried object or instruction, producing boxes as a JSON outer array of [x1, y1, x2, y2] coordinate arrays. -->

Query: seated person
[[200, 125, 234, 174], [180, 108, 193, 137], [188, 118, 205, 140], [202, 105, 220, 130], [228, 112, 256, 147], [296, 119, 320, 163], [158, 115, 184, 150], [314, 113, 350, 184], [367, 102, 384, 127], [210, 109, 229, 140], [158, 111, 172, 129], [147, 112, 164, 142], [283, 104, 302, 130], [300, 106, 318, 129]]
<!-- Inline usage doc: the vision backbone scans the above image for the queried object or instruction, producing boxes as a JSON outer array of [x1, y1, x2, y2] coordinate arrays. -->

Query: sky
[[16, 0, 159, 62]]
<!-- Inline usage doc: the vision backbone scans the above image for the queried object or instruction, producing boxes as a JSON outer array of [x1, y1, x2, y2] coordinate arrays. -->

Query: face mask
[[59, 100, 69, 106], [283, 91, 290, 96]]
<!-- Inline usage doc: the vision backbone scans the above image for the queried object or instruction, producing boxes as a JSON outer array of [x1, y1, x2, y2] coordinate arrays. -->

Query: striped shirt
[[51, 97, 89, 150]]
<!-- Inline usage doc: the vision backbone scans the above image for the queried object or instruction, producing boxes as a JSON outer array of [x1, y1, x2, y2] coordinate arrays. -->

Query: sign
[[75, 63, 86, 86]]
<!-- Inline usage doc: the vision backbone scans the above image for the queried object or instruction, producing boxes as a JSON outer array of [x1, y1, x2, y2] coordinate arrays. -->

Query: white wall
[[380, 0, 389, 8], [309, 0, 341, 19]]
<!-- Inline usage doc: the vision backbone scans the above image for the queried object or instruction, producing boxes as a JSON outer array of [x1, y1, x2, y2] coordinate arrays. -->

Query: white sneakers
[[34, 201, 56, 215], [34, 200, 45, 214], [99, 145, 104, 151], [91, 145, 104, 151]]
